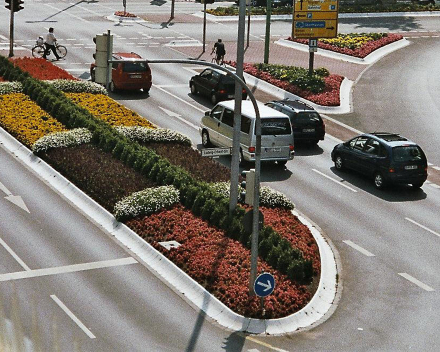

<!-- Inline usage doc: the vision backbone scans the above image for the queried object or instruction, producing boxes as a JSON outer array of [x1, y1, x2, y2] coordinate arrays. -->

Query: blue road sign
[[254, 272, 275, 297], [295, 21, 326, 29]]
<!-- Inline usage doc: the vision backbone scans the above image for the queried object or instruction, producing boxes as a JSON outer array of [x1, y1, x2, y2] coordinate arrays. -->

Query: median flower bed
[[0, 54, 322, 319], [233, 62, 343, 106], [289, 33, 404, 59]]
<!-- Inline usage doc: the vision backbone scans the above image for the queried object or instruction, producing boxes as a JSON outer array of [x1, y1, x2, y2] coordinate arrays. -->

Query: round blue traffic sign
[[254, 272, 275, 297]]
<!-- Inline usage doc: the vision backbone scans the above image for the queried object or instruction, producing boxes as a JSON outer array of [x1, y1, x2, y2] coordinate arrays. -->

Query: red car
[[91, 52, 152, 93]]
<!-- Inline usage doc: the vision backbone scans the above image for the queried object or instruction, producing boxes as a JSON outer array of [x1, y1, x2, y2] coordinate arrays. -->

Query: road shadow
[[222, 332, 246, 351], [294, 142, 324, 157], [107, 90, 150, 100], [330, 167, 427, 202], [338, 16, 422, 31]]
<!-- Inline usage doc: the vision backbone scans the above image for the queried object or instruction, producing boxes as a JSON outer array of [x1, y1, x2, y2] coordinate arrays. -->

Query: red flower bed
[[240, 62, 343, 106], [114, 11, 136, 17], [289, 33, 403, 59], [10, 57, 78, 81], [126, 204, 315, 319]]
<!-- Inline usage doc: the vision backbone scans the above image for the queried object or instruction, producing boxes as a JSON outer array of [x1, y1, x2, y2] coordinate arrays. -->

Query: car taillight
[[389, 168, 395, 173], [289, 145, 294, 151], [248, 146, 255, 153], [219, 89, 226, 94], [242, 89, 246, 94]]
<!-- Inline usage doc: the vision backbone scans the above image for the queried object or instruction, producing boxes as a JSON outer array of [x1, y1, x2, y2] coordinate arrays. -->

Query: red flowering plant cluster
[[10, 57, 78, 81], [289, 33, 403, 59], [114, 11, 137, 17], [232, 62, 343, 106], [126, 204, 316, 319]]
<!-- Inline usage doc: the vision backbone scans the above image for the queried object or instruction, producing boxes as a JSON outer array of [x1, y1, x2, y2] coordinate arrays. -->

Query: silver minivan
[[199, 100, 294, 165]]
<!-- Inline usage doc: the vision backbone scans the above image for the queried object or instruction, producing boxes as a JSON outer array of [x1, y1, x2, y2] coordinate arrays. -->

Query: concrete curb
[[0, 126, 340, 335]]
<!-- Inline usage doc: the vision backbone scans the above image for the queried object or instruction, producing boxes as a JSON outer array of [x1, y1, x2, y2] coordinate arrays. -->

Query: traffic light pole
[[8, 0, 14, 57]]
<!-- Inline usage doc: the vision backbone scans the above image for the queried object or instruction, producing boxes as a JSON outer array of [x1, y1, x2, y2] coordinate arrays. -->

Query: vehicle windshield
[[261, 118, 292, 135], [123, 62, 147, 73], [392, 146, 424, 162]]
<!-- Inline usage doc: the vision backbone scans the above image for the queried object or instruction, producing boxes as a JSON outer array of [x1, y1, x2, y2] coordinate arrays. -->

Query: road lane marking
[[405, 218, 440, 238], [50, 295, 96, 339], [0, 237, 31, 271], [245, 335, 289, 352], [312, 169, 358, 192], [398, 273, 434, 292], [0, 257, 137, 282], [343, 240, 375, 257]]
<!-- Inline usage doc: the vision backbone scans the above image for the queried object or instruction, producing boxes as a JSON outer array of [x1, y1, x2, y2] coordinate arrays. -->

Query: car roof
[[112, 52, 145, 61], [218, 100, 290, 119], [364, 132, 418, 147], [269, 99, 316, 112]]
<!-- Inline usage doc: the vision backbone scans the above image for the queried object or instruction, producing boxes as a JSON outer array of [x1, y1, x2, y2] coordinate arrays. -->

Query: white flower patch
[[114, 185, 180, 219], [116, 126, 191, 145], [0, 81, 23, 95], [32, 128, 92, 153], [46, 80, 108, 95], [208, 181, 243, 201], [259, 186, 295, 209]]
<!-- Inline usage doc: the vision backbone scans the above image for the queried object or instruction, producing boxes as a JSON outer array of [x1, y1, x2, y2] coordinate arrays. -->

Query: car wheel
[[412, 182, 424, 189], [277, 160, 287, 167], [374, 172, 386, 189], [202, 130, 211, 147], [190, 83, 197, 95], [210, 93, 218, 105], [334, 155, 344, 170]]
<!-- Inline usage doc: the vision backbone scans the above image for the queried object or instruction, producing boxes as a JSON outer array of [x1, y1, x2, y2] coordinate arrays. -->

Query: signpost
[[201, 147, 231, 157], [254, 272, 275, 315], [293, 0, 338, 74]]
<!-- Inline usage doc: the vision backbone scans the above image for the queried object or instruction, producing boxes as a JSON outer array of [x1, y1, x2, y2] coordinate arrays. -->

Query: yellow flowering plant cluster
[[320, 33, 387, 50], [0, 93, 67, 147], [65, 93, 156, 129]]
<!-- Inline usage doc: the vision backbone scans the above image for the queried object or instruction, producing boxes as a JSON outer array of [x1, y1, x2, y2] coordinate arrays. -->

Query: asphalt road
[[2, 1, 440, 351]]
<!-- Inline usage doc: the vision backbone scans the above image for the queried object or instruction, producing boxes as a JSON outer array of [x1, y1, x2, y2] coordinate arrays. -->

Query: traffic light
[[240, 168, 256, 205], [5, 0, 24, 12], [92, 33, 113, 85]]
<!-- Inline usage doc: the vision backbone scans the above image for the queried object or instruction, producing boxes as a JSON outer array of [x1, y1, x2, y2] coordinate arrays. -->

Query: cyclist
[[43, 27, 61, 60], [211, 39, 225, 65]]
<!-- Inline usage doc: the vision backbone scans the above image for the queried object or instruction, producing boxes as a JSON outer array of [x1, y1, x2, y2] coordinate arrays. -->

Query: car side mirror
[[205, 111, 210, 116]]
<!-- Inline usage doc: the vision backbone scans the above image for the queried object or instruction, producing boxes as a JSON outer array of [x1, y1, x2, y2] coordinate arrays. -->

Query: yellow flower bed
[[0, 93, 67, 147], [65, 93, 156, 129], [320, 33, 385, 49]]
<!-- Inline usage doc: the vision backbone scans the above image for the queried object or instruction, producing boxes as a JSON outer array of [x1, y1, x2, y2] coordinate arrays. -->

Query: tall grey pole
[[229, 0, 246, 215], [105, 30, 111, 91], [263, 0, 271, 64], [203, 2, 207, 53]]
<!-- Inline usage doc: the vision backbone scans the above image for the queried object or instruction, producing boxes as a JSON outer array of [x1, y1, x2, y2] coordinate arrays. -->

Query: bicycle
[[211, 53, 225, 66], [32, 40, 67, 59]]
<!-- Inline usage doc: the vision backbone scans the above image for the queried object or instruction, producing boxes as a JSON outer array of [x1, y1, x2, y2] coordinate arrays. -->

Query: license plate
[[405, 165, 417, 170], [227, 94, 234, 98], [267, 147, 281, 152], [130, 75, 142, 79], [303, 128, 315, 132]]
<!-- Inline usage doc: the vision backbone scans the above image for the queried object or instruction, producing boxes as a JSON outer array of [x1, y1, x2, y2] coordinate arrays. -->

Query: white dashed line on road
[[343, 240, 375, 257], [398, 273, 435, 292], [405, 218, 440, 238], [312, 169, 358, 192], [51, 295, 96, 339]]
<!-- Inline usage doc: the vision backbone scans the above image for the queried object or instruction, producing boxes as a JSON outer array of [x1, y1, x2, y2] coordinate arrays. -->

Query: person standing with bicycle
[[43, 27, 61, 60], [211, 39, 225, 65]]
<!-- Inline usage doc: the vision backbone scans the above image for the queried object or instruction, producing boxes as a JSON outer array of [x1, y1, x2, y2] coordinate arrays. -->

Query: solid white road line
[[343, 240, 375, 257], [245, 335, 289, 352], [312, 169, 358, 192], [50, 295, 96, 339], [398, 273, 435, 292], [0, 257, 137, 282], [405, 217, 440, 238], [0, 237, 32, 271]]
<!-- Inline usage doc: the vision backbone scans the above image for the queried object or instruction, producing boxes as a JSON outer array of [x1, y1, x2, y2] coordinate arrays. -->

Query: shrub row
[[0, 56, 313, 282]]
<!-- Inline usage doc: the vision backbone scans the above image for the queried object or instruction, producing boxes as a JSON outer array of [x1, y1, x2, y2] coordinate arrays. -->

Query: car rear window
[[296, 112, 322, 124], [392, 146, 424, 162], [123, 62, 148, 73], [261, 118, 292, 135]]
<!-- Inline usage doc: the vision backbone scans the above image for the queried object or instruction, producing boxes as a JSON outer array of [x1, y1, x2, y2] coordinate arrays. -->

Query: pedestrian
[[43, 27, 61, 60], [211, 39, 226, 65]]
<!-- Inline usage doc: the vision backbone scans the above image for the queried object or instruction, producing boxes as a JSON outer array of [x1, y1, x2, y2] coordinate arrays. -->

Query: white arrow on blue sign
[[254, 272, 275, 297]]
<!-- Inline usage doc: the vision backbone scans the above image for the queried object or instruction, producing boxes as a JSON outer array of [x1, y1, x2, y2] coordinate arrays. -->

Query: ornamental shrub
[[287, 260, 305, 281]]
